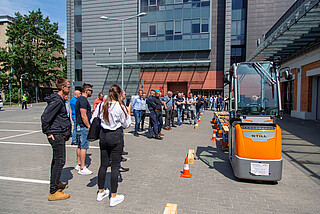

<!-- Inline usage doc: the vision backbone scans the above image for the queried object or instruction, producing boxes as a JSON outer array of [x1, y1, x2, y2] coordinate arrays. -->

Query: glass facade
[[231, 0, 246, 64], [74, 0, 82, 83], [139, 0, 211, 53]]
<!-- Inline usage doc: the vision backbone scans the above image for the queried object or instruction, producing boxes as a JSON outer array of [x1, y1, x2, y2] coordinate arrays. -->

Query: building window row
[[142, 18, 209, 37], [141, 0, 210, 13]]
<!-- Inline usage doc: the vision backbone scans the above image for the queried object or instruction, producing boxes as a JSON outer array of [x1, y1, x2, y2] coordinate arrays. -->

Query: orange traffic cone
[[211, 130, 216, 141], [180, 157, 192, 178], [194, 124, 199, 129], [200, 112, 203, 117], [197, 118, 201, 123], [30, 103, 32, 108]]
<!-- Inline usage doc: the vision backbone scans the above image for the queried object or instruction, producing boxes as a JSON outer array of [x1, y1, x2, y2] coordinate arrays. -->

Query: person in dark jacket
[[41, 78, 72, 201], [146, 90, 162, 140]]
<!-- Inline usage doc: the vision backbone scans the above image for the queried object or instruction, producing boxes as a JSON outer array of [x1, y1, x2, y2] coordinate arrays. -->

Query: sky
[[0, 0, 66, 41]]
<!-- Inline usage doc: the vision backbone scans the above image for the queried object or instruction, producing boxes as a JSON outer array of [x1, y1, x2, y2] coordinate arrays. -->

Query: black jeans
[[22, 101, 27, 109], [48, 134, 66, 194], [156, 111, 163, 134], [147, 111, 158, 138], [98, 128, 124, 193], [165, 108, 174, 127], [140, 110, 146, 130]]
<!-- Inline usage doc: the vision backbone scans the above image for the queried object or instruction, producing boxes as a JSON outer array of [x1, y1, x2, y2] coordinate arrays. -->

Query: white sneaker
[[78, 166, 93, 175], [110, 194, 124, 207], [97, 189, 109, 202], [75, 164, 80, 171]]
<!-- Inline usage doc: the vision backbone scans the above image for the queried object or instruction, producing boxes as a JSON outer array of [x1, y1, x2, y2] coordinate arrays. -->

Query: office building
[[67, 0, 294, 102]]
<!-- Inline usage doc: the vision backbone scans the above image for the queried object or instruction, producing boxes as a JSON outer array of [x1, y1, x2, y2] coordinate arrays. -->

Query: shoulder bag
[[87, 103, 102, 141]]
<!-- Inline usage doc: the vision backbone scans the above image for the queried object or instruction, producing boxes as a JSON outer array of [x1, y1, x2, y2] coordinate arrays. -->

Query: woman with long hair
[[91, 84, 131, 207]]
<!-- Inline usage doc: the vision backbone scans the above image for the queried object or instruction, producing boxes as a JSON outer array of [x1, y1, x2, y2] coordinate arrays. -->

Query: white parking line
[[0, 130, 42, 140], [0, 129, 39, 132], [0, 121, 40, 125], [0, 141, 100, 149], [0, 176, 49, 184]]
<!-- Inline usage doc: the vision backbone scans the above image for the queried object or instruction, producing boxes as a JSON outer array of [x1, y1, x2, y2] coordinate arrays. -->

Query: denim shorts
[[77, 127, 90, 149]]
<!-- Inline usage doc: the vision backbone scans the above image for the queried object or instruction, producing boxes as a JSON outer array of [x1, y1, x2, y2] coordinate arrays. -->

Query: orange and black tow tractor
[[224, 58, 292, 181]]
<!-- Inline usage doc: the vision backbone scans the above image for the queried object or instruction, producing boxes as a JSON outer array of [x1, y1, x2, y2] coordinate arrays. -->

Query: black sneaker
[[154, 136, 163, 140], [121, 157, 127, 162], [71, 142, 77, 145], [119, 166, 129, 172], [134, 133, 139, 137], [122, 151, 128, 155]]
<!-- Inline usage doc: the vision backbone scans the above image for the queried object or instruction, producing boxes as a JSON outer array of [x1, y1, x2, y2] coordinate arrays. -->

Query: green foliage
[[0, 9, 66, 93]]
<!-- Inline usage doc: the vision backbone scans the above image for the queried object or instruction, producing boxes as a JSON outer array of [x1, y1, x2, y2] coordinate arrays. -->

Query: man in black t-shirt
[[75, 83, 93, 175], [196, 94, 204, 121]]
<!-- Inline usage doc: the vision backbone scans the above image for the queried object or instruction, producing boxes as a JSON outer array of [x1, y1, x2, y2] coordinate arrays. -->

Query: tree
[[0, 9, 66, 99]]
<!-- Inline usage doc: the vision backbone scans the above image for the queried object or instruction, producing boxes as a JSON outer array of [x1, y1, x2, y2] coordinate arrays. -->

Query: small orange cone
[[30, 103, 32, 108], [197, 118, 201, 123], [19, 104, 21, 107], [180, 157, 192, 178], [211, 130, 216, 141], [194, 124, 199, 129], [200, 112, 203, 117]]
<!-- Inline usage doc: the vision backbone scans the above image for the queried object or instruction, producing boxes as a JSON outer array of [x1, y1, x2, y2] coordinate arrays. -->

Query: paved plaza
[[0, 103, 319, 214]]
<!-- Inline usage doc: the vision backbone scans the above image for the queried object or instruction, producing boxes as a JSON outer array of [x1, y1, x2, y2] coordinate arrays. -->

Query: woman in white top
[[91, 84, 131, 207]]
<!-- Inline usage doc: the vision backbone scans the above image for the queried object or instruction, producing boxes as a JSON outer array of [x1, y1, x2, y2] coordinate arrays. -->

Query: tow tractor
[[224, 58, 292, 181]]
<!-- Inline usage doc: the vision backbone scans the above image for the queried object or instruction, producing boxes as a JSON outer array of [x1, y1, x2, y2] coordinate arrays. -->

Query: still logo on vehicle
[[243, 131, 275, 141]]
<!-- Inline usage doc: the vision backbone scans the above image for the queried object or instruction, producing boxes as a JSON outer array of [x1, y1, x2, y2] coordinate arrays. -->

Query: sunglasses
[[88, 89, 93, 92], [64, 85, 71, 89], [123, 93, 126, 95]]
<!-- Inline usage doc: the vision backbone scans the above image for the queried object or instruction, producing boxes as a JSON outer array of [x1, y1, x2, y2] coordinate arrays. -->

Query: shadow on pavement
[[196, 145, 237, 181], [87, 172, 122, 189], [61, 167, 74, 183], [277, 116, 320, 184]]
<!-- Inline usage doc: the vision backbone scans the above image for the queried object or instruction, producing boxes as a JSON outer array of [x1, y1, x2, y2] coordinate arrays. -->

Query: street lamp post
[[100, 12, 147, 89], [20, 73, 28, 99]]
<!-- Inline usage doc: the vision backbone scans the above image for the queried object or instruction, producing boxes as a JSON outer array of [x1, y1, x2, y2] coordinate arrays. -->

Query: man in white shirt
[[131, 90, 143, 137]]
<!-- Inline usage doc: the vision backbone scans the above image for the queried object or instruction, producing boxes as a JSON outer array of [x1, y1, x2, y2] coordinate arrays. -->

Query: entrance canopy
[[247, 0, 320, 62], [96, 59, 211, 69]]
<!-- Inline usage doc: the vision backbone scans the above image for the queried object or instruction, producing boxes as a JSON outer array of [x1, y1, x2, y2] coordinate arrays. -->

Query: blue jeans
[[133, 110, 141, 134], [72, 119, 77, 143], [77, 127, 90, 149], [177, 108, 183, 125]]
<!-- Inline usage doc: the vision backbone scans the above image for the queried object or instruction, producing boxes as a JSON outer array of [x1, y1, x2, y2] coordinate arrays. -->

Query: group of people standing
[[131, 90, 207, 140], [209, 94, 229, 111], [41, 79, 131, 207]]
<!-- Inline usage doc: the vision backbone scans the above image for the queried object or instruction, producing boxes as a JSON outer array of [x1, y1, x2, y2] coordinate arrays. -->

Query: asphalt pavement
[[0, 103, 319, 213]]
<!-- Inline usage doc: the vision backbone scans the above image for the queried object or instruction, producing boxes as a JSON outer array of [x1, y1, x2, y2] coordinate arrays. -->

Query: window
[[232, 0, 244, 9], [175, 0, 183, 4], [192, 19, 200, 33], [74, 15, 82, 32], [166, 0, 173, 4], [141, 22, 148, 37], [74, 0, 81, 6], [183, 19, 191, 34], [149, 23, 157, 36], [75, 42, 82, 59], [201, 18, 209, 33], [166, 21, 173, 35], [174, 20, 182, 34], [157, 22, 165, 36], [149, 0, 157, 6], [75, 69, 82, 81]]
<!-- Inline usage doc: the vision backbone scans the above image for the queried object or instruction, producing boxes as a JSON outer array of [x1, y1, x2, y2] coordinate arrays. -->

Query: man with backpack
[[41, 78, 71, 201]]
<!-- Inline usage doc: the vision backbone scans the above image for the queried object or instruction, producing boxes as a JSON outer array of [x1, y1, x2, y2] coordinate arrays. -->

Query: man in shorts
[[75, 83, 93, 175]]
